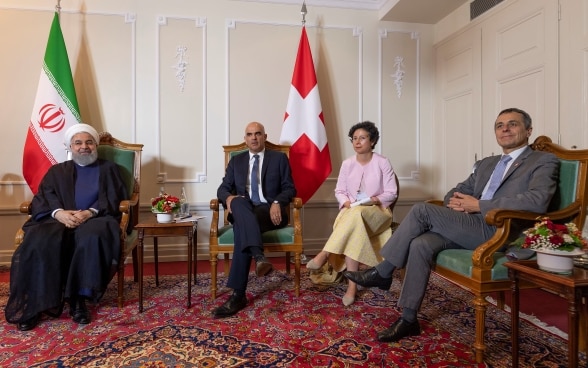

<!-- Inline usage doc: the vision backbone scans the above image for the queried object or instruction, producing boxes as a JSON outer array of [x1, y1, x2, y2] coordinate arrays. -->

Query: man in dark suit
[[344, 108, 559, 342], [213, 121, 296, 318]]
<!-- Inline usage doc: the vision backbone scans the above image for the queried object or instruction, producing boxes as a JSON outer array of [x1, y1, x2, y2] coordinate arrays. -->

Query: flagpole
[[295, 0, 309, 266], [300, 1, 307, 25]]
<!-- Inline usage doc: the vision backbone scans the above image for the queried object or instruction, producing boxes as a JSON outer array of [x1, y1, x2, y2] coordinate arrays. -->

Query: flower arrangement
[[516, 217, 587, 252], [151, 193, 181, 214]]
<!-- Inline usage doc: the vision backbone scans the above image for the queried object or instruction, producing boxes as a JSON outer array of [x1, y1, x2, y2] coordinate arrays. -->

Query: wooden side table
[[135, 217, 198, 312], [506, 260, 588, 368]]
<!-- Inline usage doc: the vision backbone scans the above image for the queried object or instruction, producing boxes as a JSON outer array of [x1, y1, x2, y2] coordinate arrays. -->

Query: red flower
[[151, 193, 181, 213], [518, 217, 587, 252]]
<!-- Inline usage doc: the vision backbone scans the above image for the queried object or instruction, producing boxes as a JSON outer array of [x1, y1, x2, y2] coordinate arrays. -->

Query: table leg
[[192, 224, 197, 284], [510, 269, 520, 368], [154, 237, 159, 287], [568, 294, 580, 368], [138, 229, 145, 313], [186, 227, 193, 308]]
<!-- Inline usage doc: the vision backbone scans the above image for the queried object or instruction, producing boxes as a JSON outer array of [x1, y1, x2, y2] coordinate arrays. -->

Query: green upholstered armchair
[[429, 135, 588, 363], [209, 140, 303, 299], [15, 132, 143, 308]]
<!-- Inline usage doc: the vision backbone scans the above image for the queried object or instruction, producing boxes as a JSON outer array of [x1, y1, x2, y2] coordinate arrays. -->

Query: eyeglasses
[[349, 135, 369, 143]]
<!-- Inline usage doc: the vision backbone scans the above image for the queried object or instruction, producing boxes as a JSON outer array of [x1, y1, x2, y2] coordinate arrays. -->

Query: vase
[[156, 212, 174, 224], [535, 248, 585, 275]]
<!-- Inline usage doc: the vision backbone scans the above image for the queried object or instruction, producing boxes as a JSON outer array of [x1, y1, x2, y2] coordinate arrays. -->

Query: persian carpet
[[0, 269, 584, 367]]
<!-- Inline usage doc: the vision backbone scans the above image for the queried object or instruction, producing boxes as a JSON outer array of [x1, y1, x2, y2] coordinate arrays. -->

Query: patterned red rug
[[0, 269, 583, 367]]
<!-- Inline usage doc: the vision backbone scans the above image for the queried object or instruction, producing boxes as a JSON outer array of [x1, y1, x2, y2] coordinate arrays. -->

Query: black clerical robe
[[5, 159, 127, 324]]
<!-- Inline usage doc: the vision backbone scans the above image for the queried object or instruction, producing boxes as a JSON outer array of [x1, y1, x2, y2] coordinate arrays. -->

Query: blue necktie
[[481, 155, 512, 200], [251, 154, 261, 204]]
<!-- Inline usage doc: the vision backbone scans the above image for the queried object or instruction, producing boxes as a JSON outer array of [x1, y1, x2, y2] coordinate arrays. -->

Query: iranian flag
[[22, 12, 81, 194], [280, 26, 331, 203]]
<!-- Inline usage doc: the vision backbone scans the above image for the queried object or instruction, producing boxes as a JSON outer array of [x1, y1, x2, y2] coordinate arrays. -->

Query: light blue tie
[[482, 155, 512, 200], [251, 154, 261, 204]]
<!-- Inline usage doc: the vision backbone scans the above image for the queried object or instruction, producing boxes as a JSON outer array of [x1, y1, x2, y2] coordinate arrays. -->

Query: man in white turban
[[64, 123, 100, 150], [5, 123, 128, 331]]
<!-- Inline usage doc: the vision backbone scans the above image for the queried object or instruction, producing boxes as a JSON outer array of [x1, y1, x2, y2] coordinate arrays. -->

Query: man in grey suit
[[344, 108, 559, 342], [213, 121, 296, 318]]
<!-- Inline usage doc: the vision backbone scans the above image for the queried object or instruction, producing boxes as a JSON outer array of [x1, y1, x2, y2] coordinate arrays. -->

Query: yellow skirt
[[323, 205, 393, 272]]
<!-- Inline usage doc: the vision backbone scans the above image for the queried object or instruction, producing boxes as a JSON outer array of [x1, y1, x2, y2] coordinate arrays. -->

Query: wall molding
[[156, 15, 208, 184], [378, 28, 421, 181]]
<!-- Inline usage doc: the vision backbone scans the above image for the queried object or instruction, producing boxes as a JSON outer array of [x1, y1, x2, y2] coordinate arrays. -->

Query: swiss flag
[[280, 26, 332, 204]]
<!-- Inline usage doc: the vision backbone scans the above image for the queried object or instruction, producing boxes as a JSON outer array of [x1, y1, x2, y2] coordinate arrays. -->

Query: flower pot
[[535, 248, 585, 275], [156, 212, 174, 224]]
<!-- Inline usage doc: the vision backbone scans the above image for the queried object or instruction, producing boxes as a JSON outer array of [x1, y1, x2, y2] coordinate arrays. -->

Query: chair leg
[[117, 262, 125, 308], [223, 253, 230, 276], [496, 290, 505, 309], [285, 252, 291, 274], [132, 246, 139, 282], [473, 293, 488, 363], [211, 253, 218, 300], [294, 252, 301, 297]]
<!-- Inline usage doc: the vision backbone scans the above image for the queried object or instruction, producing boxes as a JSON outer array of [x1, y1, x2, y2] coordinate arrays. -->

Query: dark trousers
[[226, 197, 287, 291]]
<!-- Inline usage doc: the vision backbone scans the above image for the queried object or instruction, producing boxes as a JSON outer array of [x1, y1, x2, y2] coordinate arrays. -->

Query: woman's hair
[[348, 121, 380, 149]]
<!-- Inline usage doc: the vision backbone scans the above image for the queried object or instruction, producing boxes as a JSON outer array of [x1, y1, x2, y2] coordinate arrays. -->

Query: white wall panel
[[379, 30, 420, 185], [157, 16, 207, 184]]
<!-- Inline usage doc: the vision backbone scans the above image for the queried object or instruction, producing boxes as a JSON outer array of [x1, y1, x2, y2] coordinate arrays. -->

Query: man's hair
[[498, 107, 532, 129]]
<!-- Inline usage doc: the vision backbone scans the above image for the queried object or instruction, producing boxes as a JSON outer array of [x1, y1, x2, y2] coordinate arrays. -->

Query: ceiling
[[379, 0, 469, 24], [237, 0, 470, 24]]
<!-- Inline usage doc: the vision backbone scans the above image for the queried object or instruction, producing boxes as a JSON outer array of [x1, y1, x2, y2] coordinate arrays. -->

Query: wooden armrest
[[20, 201, 32, 215], [118, 199, 131, 214], [209, 198, 220, 239], [472, 202, 584, 278], [208, 197, 303, 239], [425, 199, 444, 206], [210, 198, 219, 211], [291, 197, 302, 237], [118, 198, 132, 239], [15, 201, 32, 247], [292, 197, 303, 208]]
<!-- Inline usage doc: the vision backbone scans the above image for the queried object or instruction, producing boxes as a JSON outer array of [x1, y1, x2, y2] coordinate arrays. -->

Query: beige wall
[[0, 0, 435, 264]]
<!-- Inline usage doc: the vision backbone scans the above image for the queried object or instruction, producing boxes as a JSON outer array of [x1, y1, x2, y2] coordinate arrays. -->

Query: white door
[[481, 0, 559, 156], [434, 26, 482, 196], [559, 0, 588, 149]]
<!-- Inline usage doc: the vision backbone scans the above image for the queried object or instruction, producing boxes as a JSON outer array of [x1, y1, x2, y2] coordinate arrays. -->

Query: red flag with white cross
[[280, 26, 332, 204]]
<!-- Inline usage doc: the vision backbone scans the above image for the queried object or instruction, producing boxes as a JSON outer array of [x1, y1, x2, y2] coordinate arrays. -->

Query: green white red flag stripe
[[280, 26, 332, 203], [22, 12, 81, 194]]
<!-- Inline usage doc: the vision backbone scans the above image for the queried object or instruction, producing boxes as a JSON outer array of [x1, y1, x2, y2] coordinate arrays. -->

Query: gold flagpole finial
[[56, 0, 61, 15], [301, 1, 307, 26]]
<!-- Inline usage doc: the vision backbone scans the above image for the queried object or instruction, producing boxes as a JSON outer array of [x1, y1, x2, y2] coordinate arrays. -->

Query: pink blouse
[[334, 153, 398, 209]]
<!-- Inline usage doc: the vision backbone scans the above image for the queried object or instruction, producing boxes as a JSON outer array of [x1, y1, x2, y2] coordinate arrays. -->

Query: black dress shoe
[[343, 267, 392, 290], [212, 292, 248, 318], [71, 298, 91, 324], [254, 255, 273, 277], [17, 314, 40, 331], [377, 318, 421, 342]]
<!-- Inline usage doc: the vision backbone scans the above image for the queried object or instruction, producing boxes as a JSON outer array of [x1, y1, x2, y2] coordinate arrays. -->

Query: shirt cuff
[[51, 209, 63, 218]]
